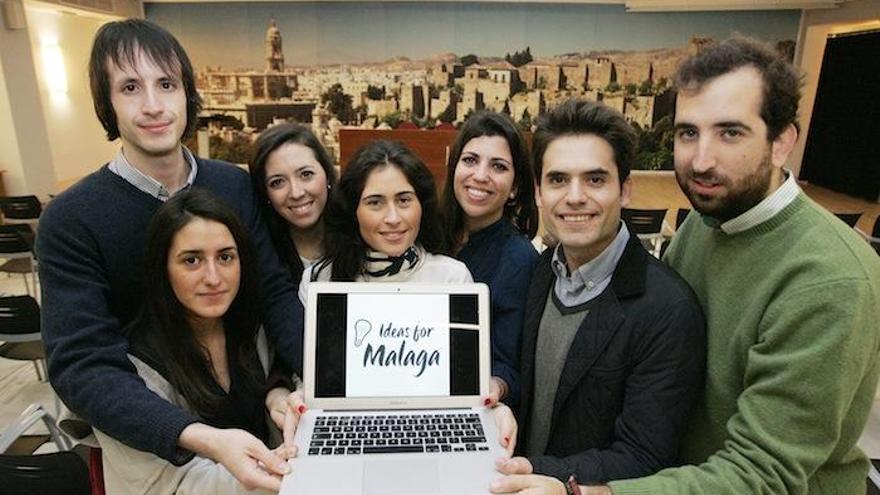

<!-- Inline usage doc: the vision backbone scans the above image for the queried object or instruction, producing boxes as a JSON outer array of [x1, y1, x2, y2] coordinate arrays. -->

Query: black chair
[[0, 404, 86, 495], [0, 195, 42, 226], [0, 295, 46, 381], [0, 226, 37, 296], [622, 208, 668, 257], [859, 216, 880, 256], [834, 212, 862, 228], [0, 452, 90, 495], [676, 208, 691, 229]]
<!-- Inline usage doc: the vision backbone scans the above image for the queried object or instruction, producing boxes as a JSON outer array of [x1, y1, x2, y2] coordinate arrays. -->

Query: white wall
[[0, 3, 56, 199], [791, 0, 880, 178], [24, 6, 122, 189], [0, 51, 26, 195]]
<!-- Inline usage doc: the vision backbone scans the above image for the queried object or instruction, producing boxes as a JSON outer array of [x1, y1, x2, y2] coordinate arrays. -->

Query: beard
[[676, 150, 774, 223]]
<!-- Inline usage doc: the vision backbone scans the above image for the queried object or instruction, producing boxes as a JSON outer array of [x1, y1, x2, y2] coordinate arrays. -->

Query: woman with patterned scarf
[[299, 139, 471, 291]]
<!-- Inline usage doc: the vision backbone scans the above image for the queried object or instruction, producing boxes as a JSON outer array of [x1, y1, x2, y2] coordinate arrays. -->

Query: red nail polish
[[504, 436, 510, 444], [297, 405, 305, 414], [483, 398, 491, 406]]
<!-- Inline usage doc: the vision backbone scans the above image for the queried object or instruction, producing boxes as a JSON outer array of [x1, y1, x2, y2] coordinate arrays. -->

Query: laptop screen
[[313, 291, 481, 399]]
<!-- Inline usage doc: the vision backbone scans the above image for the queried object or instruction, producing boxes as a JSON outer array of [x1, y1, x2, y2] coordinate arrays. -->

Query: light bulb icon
[[354, 319, 372, 347]]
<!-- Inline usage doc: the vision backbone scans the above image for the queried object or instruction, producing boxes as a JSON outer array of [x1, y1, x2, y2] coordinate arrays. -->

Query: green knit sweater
[[610, 192, 880, 495]]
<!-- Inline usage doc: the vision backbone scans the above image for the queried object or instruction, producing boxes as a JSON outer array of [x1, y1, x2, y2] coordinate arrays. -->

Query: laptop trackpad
[[364, 458, 439, 495]]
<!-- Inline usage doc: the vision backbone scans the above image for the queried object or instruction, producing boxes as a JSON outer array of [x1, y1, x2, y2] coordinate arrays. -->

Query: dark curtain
[[800, 30, 880, 202]]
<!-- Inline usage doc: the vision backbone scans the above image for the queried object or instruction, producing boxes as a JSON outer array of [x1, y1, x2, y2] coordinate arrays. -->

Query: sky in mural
[[146, 2, 800, 70]]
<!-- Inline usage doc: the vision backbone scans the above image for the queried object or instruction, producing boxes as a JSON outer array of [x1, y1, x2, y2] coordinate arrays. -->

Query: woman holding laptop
[[274, 140, 517, 456], [80, 190, 295, 494]]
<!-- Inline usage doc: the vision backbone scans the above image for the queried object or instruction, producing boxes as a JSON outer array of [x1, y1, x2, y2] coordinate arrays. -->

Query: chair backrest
[[622, 208, 667, 234], [834, 212, 862, 228], [0, 452, 90, 495], [872, 216, 880, 238], [0, 226, 32, 254], [0, 196, 41, 221], [0, 295, 40, 337], [675, 208, 690, 229]]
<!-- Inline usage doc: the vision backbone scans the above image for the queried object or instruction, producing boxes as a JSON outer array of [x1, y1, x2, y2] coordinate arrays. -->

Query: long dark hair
[[319, 140, 446, 281], [442, 111, 538, 250], [127, 189, 263, 417], [249, 123, 337, 285]]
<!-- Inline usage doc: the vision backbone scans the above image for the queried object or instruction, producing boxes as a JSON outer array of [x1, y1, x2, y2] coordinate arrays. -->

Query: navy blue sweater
[[457, 218, 538, 407], [36, 160, 303, 464]]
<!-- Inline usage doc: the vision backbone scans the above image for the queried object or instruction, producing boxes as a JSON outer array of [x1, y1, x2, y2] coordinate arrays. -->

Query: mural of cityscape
[[147, 2, 800, 169]]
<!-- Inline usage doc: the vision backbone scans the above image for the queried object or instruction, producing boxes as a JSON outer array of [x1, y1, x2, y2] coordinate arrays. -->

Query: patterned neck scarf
[[364, 245, 421, 278]]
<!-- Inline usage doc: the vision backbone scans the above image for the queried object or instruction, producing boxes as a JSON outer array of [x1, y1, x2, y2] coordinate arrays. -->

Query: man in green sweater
[[491, 36, 880, 495]]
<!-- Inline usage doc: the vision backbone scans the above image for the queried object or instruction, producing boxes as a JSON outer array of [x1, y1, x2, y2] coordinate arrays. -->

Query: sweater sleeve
[[232, 168, 304, 375], [530, 297, 706, 483], [609, 279, 880, 495], [490, 240, 538, 409], [36, 202, 199, 464]]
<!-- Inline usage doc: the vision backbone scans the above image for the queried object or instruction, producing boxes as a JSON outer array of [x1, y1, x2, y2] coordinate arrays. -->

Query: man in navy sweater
[[36, 19, 299, 490]]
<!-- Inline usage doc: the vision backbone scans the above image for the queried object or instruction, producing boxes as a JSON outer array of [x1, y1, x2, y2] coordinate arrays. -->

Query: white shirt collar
[[108, 147, 198, 201]]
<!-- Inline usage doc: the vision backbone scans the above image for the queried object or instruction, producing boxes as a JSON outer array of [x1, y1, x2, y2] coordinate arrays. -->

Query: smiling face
[[264, 142, 329, 232], [452, 135, 516, 233], [356, 165, 422, 257], [107, 48, 187, 167], [536, 134, 631, 272], [674, 66, 790, 222], [167, 218, 241, 328]]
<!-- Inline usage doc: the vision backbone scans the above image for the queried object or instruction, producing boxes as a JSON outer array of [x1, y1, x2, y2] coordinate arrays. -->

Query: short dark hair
[[320, 140, 446, 281], [88, 19, 202, 142], [442, 111, 538, 248], [127, 189, 262, 418], [249, 123, 337, 285], [674, 36, 802, 140], [532, 98, 635, 186]]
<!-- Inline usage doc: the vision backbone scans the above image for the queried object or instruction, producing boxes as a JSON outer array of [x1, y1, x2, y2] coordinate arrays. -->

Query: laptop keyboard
[[306, 412, 490, 456]]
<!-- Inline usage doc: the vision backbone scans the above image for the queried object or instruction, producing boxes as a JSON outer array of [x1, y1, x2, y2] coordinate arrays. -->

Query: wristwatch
[[565, 475, 583, 495]]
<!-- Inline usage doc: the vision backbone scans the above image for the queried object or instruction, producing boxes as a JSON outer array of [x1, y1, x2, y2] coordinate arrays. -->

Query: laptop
[[280, 282, 504, 495]]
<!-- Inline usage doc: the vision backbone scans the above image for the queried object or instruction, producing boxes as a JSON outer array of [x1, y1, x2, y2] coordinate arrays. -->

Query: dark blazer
[[517, 234, 706, 483]]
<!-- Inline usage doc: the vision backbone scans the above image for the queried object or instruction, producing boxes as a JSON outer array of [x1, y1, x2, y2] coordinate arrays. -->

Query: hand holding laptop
[[267, 385, 307, 448], [490, 404, 518, 456]]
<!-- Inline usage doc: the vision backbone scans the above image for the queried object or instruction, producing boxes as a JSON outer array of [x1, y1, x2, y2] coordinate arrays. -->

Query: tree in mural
[[518, 108, 532, 130], [438, 103, 456, 124], [381, 111, 404, 129], [209, 134, 254, 165], [633, 115, 675, 170], [504, 47, 533, 67], [366, 85, 385, 100], [321, 83, 356, 123]]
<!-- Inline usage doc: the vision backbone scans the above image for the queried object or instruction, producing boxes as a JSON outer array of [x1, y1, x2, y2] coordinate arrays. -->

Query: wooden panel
[[339, 129, 459, 189]]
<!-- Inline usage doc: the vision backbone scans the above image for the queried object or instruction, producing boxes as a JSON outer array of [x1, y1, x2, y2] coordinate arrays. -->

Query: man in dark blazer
[[493, 98, 705, 488]]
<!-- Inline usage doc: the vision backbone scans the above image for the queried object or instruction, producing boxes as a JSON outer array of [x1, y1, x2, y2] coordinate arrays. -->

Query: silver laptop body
[[281, 282, 504, 495]]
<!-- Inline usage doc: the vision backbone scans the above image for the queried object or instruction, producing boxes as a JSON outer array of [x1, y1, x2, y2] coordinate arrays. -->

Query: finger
[[287, 390, 307, 415], [270, 410, 286, 430], [483, 391, 500, 407], [506, 431, 517, 457], [489, 474, 545, 494], [250, 442, 291, 476], [273, 444, 296, 460], [494, 456, 532, 475], [283, 406, 298, 448], [244, 466, 283, 491]]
